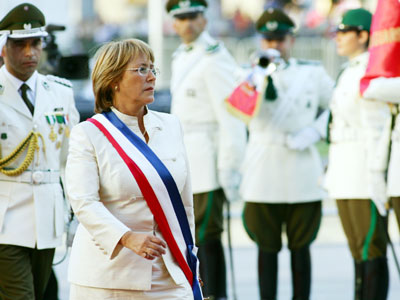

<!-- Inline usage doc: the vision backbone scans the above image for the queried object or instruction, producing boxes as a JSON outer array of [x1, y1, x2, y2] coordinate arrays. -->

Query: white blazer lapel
[[0, 71, 32, 119]]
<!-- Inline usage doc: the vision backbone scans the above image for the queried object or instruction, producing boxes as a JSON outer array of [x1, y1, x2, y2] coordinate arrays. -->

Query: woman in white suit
[[65, 39, 201, 299]]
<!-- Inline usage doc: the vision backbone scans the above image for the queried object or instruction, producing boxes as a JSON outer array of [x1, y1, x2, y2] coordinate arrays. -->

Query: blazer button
[[103, 251, 108, 255]]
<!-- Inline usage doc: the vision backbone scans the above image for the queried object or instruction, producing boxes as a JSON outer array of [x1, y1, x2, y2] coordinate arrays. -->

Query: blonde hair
[[91, 38, 154, 113]]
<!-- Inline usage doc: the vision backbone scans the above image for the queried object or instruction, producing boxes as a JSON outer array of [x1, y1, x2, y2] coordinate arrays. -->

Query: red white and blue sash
[[87, 111, 202, 300]]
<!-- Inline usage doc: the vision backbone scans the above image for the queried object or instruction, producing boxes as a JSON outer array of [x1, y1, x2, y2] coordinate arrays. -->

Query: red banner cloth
[[360, 0, 400, 95]]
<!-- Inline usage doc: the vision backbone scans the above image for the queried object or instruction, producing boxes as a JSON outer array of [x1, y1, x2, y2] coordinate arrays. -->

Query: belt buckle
[[32, 171, 44, 184]]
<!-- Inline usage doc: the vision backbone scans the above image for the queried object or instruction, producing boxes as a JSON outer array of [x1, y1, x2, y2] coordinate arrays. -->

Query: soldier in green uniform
[[0, 3, 79, 299], [165, 1, 247, 299], [325, 8, 391, 300], [240, 8, 333, 300]]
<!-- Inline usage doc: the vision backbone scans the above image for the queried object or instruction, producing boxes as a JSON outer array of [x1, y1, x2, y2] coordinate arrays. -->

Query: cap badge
[[266, 21, 278, 31], [24, 5, 29, 11], [179, 0, 191, 9], [23, 23, 32, 30]]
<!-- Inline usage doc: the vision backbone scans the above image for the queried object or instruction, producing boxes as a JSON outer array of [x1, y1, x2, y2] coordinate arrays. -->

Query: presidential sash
[[87, 111, 202, 300]]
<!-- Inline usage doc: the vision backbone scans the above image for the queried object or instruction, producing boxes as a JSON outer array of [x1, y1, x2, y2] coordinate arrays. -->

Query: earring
[[114, 86, 118, 91]]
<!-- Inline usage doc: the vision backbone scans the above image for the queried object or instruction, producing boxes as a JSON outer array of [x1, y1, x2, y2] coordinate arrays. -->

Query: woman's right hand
[[120, 231, 167, 260]]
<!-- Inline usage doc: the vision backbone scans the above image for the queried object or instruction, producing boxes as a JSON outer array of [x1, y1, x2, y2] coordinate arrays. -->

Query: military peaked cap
[[337, 8, 372, 33], [0, 3, 47, 39], [166, 0, 207, 17], [256, 8, 295, 39]]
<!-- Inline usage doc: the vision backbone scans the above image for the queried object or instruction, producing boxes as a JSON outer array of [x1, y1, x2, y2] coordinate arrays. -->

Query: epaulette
[[46, 74, 73, 88], [297, 59, 321, 66], [205, 42, 221, 54]]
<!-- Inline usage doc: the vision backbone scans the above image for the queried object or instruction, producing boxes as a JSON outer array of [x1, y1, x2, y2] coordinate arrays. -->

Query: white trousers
[[69, 256, 193, 300]]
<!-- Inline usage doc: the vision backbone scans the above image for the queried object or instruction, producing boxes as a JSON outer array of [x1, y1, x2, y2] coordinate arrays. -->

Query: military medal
[[49, 129, 57, 141], [56, 141, 62, 149], [65, 126, 70, 137], [55, 112, 65, 136], [45, 113, 57, 142], [64, 114, 70, 137]]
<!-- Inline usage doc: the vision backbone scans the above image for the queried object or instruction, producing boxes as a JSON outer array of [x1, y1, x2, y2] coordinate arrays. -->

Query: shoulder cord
[[0, 131, 46, 176]]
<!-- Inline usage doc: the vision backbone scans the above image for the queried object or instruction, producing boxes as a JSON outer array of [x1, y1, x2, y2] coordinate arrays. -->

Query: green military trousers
[[194, 189, 225, 245], [390, 197, 400, 232], [336, 199, 387, 261], [243, 201, 322, 252], [0, 245, 55, 300]]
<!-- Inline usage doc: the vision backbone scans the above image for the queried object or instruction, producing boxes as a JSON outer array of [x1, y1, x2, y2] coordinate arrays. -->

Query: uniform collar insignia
[[266, 21, 278, 31], [42, 80, 50, 90], [0, 83, 4, 95], [185, 44, 193, 52]]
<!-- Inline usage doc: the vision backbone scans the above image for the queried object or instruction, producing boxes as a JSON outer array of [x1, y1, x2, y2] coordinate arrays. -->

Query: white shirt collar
[[1, 65, 38, 94], [348, 51, 369, 67]]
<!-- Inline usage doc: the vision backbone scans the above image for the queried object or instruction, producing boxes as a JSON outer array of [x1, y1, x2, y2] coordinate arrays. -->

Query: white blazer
[[66, 108, 194, 290], [0, 67, 79, 249]]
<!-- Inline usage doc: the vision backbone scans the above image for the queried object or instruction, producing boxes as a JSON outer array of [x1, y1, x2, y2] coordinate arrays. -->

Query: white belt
[[0, 170, 60, 184]]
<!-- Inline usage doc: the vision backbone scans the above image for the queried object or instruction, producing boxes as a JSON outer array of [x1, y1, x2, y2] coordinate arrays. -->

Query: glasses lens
[[151, 68, 160, 76], [137, 67, 148, 76]]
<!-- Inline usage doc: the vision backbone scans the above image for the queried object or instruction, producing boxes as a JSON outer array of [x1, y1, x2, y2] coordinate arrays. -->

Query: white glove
[[286, 126, 321, 151], [219, 170, 241, 202], [368, 171, 388, 217]]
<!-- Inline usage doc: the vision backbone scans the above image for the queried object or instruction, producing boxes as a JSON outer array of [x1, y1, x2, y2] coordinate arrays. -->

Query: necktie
[[20, 83, 34, 115], [264, 76, 277, 101]]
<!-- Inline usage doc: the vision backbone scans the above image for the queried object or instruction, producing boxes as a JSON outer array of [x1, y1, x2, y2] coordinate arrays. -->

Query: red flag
[[225, 81, 263, 124], [360, 0, 400, 95]]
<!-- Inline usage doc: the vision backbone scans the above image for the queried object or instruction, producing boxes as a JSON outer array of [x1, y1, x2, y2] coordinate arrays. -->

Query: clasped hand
[[120, 231, 167, 260]]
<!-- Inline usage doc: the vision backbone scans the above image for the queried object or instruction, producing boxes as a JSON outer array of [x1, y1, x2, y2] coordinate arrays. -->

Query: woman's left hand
[[120, 231, 167, 260]]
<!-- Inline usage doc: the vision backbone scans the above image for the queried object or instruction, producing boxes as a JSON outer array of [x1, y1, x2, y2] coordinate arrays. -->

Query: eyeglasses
[[126, 67, 160, 77]]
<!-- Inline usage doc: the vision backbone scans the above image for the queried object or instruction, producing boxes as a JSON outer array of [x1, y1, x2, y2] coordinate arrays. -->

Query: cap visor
[[9, 31, 48, 39]]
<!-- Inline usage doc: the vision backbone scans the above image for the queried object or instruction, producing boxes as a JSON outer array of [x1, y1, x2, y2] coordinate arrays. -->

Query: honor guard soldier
[[166, 1, 247, 299], [0, 3, 79, 300], [239, 8, 334, 300], [325, 8, 391, 300]]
